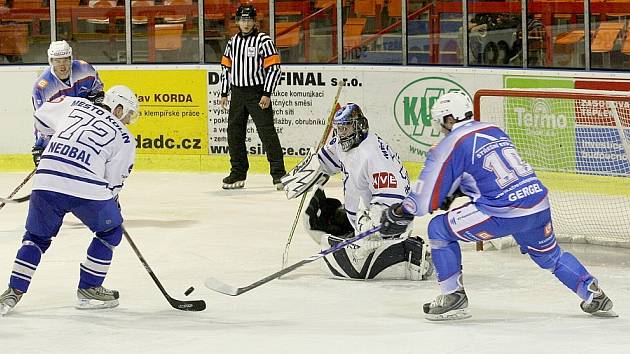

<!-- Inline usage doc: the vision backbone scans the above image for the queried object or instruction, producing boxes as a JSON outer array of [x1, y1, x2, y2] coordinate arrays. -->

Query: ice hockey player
[[31, 40, 105, 167], [0, 85, 139, 317], [281, 103, 433, 280], [379, 91, 617, 320]]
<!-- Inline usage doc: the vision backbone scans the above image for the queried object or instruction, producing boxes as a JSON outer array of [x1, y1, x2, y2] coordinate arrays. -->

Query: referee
[[219, 4, 286, 190]]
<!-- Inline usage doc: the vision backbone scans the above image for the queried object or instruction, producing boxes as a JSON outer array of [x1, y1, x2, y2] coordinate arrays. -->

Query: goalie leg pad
[[404, 237, 434, 280], [281, 152, 329, 199], [320, 235, 432, 280]]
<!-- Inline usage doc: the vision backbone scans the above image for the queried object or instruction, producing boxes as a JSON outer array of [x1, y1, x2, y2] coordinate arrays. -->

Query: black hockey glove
[[88, 91, 105, 107], [31, 145, 44, 167], [380, 203, 414, 238], [439, 188, 466, 211]]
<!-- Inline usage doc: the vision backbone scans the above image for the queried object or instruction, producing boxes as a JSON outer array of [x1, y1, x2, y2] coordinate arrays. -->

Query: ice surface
[[0, 172, 629, 353]]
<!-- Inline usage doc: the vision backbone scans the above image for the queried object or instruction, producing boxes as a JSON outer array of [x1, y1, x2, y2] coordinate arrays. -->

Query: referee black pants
[[227, 85, 286, 179]]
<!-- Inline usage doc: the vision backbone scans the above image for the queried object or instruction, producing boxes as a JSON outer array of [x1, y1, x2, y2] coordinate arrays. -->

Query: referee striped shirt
[[220, 29, 282, 97]]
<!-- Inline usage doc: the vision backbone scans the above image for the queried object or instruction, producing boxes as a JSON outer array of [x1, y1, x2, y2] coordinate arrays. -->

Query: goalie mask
[[103, 85, 140, 125], [430, 91, 473, 132], [333, 103, 369, 152]]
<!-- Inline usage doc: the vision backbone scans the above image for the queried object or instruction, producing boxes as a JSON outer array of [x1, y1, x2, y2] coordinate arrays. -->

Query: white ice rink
[[1, 172, 629, 353]]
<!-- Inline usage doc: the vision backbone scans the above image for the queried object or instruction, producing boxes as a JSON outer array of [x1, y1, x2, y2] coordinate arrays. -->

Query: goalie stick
[[0, 169, 36, 211], [122, 227, 206, 311], [0, 194, 30, 204], [281, 82, 345, 269], [206, 225, 380, 296]]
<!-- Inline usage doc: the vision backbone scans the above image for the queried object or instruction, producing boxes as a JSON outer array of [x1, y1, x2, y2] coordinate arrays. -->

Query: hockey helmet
[[430, 91, 473, 131], [47, 40, 73, 65], [333, 103, 369, 151], [104, 85, 140, 124], [236, 4, 256, 20]]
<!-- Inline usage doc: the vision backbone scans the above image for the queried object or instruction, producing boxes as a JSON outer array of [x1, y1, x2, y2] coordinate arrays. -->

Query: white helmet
[[47, 40, 73, 64], [103, 85, 140, 124], [430, 91, 473, 130]]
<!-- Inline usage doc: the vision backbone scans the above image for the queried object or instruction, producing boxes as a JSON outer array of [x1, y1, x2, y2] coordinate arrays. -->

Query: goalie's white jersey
[[317, 132, 411, 229], [32, 96, 135, 200]]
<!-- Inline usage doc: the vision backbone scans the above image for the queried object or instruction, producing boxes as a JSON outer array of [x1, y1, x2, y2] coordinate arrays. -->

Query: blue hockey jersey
[[402, 120, 550, 218], [32, 60, 103, 110]]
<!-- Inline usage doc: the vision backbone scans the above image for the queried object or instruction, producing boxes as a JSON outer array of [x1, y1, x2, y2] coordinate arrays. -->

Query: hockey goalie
[[281, 103, 433, 281]]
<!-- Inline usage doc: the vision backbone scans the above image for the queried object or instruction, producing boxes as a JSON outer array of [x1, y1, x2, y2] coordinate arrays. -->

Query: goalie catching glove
[[281, 149, 330, 199]]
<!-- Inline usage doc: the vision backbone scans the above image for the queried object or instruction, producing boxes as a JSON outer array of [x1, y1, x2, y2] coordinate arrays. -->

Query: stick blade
[[204, 277, 240, 296], [168, 297, 207, 311]]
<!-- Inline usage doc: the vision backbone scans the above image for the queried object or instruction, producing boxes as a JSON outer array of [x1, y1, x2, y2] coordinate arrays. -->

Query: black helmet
[[236, 4, 256, 20]]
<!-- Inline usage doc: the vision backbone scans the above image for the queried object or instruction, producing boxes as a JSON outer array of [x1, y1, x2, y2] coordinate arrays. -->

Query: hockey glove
[[88, 91, 105, 107], [31, 145, 44, 167], [380, 203, 414, 238], [439, 188, 466, 211]]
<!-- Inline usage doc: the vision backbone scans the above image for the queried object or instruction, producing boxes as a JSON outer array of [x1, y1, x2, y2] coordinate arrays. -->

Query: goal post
[[473, 88, 630, 248]]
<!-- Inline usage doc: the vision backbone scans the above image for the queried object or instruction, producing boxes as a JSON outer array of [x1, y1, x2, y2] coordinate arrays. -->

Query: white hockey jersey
[[32, 96, 135, 200], [317, 132, 411, 229]]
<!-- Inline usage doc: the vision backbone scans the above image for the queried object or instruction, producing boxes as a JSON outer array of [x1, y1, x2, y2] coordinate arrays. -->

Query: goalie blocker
[[280, 148, 330, 199], [303, 188, 433, 281]]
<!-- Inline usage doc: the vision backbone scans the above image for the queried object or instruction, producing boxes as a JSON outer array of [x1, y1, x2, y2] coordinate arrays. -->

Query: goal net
[[474, 88, 630, 248]]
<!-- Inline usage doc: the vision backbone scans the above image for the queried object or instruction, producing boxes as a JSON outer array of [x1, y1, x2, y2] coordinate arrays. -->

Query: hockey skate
[[76, 286, 119, 310], [222, 174, 245, 189], [423, 289, 471, 321], [0, 288, 23, 317], [580, 282, 618, 318]]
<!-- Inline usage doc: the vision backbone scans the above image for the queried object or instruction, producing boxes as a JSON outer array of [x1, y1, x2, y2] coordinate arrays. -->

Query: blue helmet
[[333, 103, 368, 151]]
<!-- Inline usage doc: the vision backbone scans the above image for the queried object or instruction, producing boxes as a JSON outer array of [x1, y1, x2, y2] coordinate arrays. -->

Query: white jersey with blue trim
[[32, 60, 103, 110], [317, 132, 411, 230], [402, 120, 550, 218], [32, 96, 135, 201]]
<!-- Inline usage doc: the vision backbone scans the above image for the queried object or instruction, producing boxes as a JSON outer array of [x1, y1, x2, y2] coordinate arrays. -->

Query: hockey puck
[[184, 286, 194, 296]]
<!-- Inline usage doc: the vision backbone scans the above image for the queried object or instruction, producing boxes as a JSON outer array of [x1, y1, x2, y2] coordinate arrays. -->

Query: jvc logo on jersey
[[393, 77, 470, 157], [372, 172, 398, 189]]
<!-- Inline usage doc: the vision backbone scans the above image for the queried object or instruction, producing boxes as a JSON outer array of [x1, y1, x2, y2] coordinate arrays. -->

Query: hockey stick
[[122, 227, 206, 311], [0, 195, 30, 204], [281, 82, 345, 269], [207, 225, 380, 296], [0, 169, 36, 211]]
